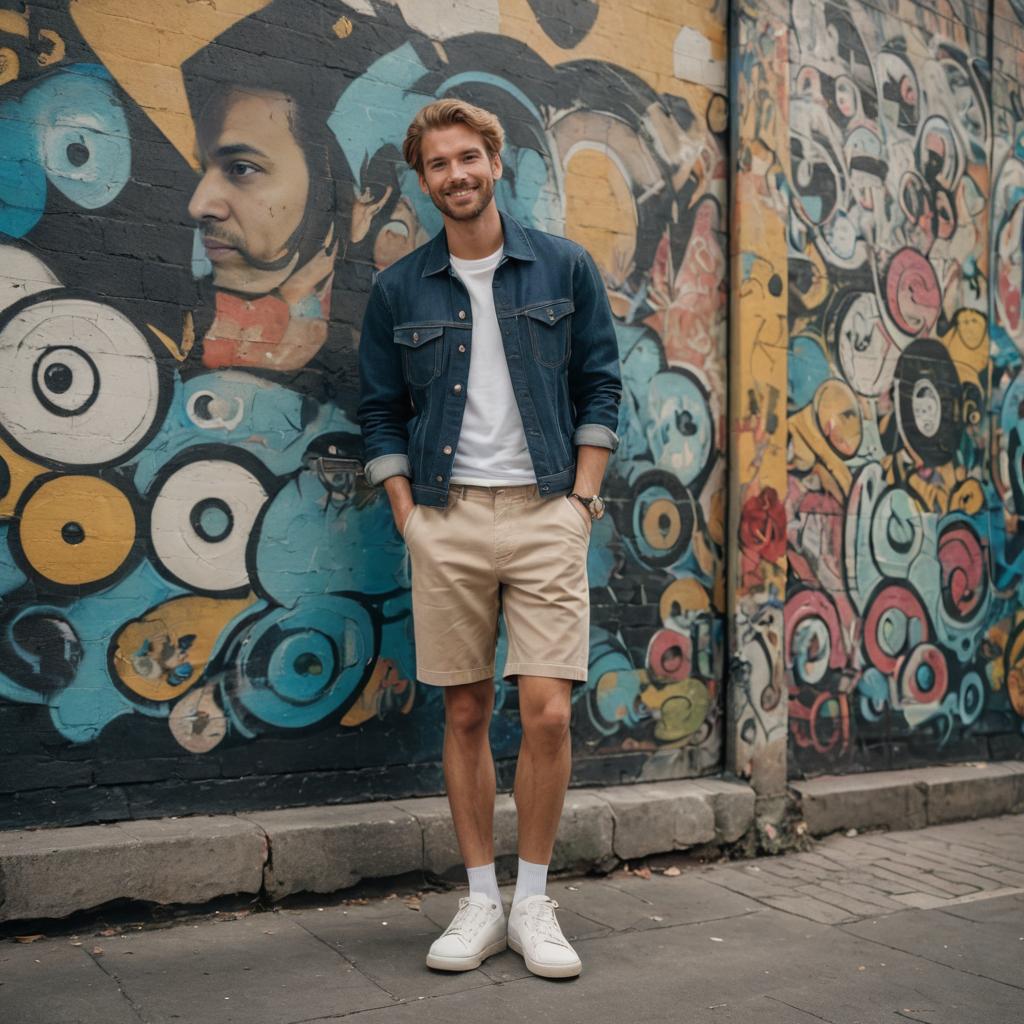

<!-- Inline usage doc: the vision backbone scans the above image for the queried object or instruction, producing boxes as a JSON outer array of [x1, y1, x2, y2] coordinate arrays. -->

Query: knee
[[521, 699, 571, 747], [445, 692, 492, 735]]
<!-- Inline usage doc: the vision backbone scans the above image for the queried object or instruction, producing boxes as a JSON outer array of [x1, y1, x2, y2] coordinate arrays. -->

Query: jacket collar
[[421, 210, 536, 277]]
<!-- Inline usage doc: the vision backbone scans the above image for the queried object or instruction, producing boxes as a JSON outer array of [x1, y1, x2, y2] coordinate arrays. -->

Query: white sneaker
[[507, 894, 582, 978], [425, 894, 507, 971]]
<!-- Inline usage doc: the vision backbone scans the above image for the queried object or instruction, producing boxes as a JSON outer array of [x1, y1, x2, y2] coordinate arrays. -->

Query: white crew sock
[[466, 862, 503, 910], [512, 857, 548, 906]]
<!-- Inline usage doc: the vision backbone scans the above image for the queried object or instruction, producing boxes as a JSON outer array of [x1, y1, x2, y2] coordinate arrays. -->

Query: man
[[358, 99, 621, 980]]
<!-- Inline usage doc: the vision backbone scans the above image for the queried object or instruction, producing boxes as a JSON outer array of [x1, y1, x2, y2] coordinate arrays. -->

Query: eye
[[227, 161, 260, 178]]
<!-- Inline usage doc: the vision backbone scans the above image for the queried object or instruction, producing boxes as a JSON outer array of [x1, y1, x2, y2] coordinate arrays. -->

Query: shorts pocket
[[400, 504, 421, 540]]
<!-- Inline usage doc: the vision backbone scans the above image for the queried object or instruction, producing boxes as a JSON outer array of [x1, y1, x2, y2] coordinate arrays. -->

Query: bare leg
[[513, 675, 573, 863], [442, 679, 497, 868]]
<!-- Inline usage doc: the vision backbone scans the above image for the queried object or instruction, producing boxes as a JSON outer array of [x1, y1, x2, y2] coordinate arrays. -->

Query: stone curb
[[790, 761, 1024, 837], [4, 765, 1019, 923], [0, 777, 752, 923]]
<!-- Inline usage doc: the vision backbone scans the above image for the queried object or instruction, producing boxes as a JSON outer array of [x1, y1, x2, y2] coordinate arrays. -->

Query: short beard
[[431, 178, 494, 222]]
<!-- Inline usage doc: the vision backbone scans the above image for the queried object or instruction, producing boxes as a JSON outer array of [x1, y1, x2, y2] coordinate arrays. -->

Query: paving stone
[[938, 893, 1024, 925], [703, 865, 790, 898], [287, 899, 496, 1000], [794, 883, 892, 917], [759, 895, 856, 924], [250, 803, 422, 899], [0, 817, 265, 921], [102, 911, 393, 1023], [844, 898, 1024, 988], [1, 937, 140, 1024], [594, 872, 757, 930]]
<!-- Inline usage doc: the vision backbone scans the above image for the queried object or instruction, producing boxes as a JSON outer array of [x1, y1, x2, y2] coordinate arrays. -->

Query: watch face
[[591, 495, 606, 519]]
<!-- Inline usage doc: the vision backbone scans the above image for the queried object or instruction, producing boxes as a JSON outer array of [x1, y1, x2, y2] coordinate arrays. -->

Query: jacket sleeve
[[567, 248, 622, 450], [357, 277, 413, 485]]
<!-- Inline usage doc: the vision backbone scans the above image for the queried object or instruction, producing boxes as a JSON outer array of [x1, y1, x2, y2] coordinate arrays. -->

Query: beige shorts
[[403, 484, 592, 686]]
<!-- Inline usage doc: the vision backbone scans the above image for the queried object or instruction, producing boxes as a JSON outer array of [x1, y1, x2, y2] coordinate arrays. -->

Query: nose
[[188, 169, 229, 222]]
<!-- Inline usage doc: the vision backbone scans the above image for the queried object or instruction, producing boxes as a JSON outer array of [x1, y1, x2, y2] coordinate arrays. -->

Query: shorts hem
[[503, 661, 589, 684], [417, 665, 496, 686]]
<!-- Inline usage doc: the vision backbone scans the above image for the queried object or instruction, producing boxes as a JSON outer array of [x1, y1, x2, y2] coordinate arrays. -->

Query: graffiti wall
[[0, 0, 728, 827], [776, 0, 1024, 773]]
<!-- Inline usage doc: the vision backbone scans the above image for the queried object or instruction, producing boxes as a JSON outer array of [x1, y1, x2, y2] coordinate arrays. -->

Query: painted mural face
[[417, 124, 502, 224], [190, 88, 311, 294]]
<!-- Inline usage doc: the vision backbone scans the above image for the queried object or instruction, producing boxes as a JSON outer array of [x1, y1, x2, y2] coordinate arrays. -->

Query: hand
[[567, 495, 591, 526], [396, 502, 416, 538]]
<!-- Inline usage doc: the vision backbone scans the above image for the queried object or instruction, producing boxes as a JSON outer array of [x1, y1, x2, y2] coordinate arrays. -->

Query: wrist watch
[[569, 493, 606, 520]]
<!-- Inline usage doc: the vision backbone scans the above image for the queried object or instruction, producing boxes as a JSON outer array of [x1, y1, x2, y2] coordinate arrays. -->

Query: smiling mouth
[[446, 186, 478, 199]]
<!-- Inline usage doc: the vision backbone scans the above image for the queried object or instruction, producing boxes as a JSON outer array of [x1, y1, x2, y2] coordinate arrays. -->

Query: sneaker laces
[[443, 896, 496, 940], [522, 897, 569, 945]]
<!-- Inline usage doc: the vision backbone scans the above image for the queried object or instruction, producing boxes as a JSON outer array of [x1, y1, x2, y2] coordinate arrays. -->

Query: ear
[[418, 172, 429, 194], [492, 151, 503, 181]]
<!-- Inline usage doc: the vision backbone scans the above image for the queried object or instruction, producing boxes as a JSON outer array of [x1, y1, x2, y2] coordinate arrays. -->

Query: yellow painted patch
[[0, 440, 47, 520], [70, 0, 273, 170], [18, 475, 135, 585], [112, 594, 255, 703], [564, 147, 637, 289]]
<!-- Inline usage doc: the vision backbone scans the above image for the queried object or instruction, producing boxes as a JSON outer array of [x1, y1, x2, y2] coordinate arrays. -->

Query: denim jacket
[[357, 212, 622, 508]]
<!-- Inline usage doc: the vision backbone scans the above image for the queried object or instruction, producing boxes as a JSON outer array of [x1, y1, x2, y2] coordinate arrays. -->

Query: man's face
[[189, 88, 310, 294], [418, 123, 502, 223]]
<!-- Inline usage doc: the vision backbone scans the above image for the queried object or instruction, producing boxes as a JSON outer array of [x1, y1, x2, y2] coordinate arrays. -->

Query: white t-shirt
[[449, 247, 536, 486]]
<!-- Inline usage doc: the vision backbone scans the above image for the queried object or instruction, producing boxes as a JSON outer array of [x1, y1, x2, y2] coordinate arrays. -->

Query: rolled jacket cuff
[[364, 452, 412, 486], [573, 423, 619, 452]]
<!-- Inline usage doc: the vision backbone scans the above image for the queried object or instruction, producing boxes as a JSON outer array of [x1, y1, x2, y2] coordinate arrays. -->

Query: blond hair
[[402, 99, 504, 175]]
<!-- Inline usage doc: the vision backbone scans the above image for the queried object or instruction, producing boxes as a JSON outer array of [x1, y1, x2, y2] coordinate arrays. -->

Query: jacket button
[[412, 332, 419, 342], [458, 344, 466, 353], [453, 383, 463, 394], [436, 475, 444, 483], [458, 310, 466, 320], [443, 445, 453, 455]]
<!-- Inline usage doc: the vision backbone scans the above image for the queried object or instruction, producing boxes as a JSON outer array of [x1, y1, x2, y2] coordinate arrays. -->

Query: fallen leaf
[[710, 937, 724, 943], [634, 866, 653, 880], [99, 928, 118, 937], [650, 915, 664, 922], [14, 935, 44, 944], [663, 866, 682, 877], [91, 946, 104, 956]]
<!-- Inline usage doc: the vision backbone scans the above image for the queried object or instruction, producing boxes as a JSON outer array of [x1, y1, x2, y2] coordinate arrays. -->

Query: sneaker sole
[[425, 936, 507, 972], [508, 935, 582, 978]]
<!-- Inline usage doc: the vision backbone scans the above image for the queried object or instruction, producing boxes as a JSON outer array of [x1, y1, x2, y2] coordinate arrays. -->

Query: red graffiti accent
[[784, 589, 847, 677], [789, 690, 851, 754], [201, 275, 332, 371], [937, 521, 986, 620], [645, 200, 725, 369], [899, 643, 948, 705], [885, 247, 941, 336], [862, 584, 930, 675], [740, 487, 787, 566], [646, 628, 692, 682]]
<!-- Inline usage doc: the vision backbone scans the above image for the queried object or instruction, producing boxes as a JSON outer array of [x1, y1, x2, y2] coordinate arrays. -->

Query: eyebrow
[[211, 143, 269, 160]]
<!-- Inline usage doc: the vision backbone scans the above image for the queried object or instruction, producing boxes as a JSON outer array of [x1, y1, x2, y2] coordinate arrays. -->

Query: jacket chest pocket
[[524, 300, 574, 368], [394, 325, 444, 386]]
